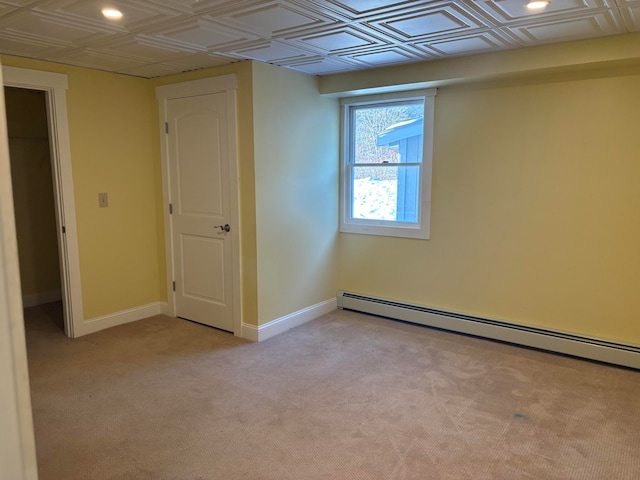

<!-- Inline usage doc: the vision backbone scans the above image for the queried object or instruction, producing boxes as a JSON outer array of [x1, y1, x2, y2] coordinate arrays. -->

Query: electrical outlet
[[98, 192, 108, 208]]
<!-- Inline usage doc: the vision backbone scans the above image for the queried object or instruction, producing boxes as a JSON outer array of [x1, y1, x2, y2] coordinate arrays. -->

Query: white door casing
[[0, 60, 39, 480], [156, 75, 241, 334], [2, 66, 83, 338]]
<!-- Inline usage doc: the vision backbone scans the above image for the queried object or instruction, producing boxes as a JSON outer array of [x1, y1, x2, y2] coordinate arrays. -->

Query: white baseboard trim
[[241, 323, 259, 342], [241, 298, 337, 342], [75, 302, 168, 337], [160, 302, 171, 316], [22, 289, 62, 308]]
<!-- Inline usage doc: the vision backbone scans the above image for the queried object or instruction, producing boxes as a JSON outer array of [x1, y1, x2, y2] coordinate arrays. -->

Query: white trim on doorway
[[156, 74, 243, 338], [0, 62, 39, 480], [2, 66, 84, 338]]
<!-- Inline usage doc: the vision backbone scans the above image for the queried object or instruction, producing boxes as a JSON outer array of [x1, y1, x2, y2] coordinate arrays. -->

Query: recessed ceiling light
[[101, 8, 123, 20], [526, 1, 550, 9]]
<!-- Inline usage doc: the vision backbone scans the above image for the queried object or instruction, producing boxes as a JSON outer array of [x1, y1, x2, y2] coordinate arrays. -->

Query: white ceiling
[[0, 0, 638, 78]]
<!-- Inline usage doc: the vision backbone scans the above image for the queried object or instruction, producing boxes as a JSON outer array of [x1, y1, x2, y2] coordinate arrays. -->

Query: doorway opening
[[3, 66, 83, 338], [5, 86, 64, 334]]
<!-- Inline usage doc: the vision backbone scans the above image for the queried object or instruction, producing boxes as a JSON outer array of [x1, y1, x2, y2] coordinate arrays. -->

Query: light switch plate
[[98, 192, 108, 208]]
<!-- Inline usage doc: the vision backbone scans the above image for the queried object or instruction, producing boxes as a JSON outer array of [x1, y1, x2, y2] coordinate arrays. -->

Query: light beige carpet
[[25, 302, 640, 479]]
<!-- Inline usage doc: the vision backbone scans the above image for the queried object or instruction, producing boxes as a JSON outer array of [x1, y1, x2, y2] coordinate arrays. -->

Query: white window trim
[[339, 88, 437, 239]]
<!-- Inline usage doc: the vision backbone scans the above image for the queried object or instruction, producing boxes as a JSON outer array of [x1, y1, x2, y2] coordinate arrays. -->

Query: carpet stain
[[513, 412, 529, 420]]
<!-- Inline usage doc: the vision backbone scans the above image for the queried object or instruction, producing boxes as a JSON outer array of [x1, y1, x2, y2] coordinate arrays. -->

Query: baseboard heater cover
[[337, 291, 640, 370]]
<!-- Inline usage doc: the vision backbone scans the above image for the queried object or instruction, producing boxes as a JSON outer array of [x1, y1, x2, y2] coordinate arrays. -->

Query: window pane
[[352, 102, 424, 165], [340, 89, 436, 239], [351, 165, 420, 223]]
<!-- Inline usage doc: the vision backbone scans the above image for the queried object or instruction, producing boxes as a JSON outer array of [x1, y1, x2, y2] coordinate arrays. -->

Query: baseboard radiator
[[337, 291, 640, 370]]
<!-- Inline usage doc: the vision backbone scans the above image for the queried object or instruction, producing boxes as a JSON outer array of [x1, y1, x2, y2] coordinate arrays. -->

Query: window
[[340, 89, 436, 239]]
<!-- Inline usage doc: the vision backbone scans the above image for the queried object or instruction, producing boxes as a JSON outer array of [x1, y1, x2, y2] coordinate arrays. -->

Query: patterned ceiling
[[0, 1, 638, 78]]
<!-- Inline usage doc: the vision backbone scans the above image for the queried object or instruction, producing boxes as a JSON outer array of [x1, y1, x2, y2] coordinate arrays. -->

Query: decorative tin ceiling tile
[[149, 17, 258, 52], [504, 9, 625, 45], [302, 29, 375, 50], [0, 9, 117, 46], [0, 29, 65, 55], [221, 2, 330, 37], [0, 0, 636, 78], [282, 55, 359, 74], [424, 30, 515, 56], [0, 0, 39, 7], [472, 0, 611, 23], [47, 47, 148, 71], [618, 1, 640, 31], [226, 39, 316, 62], [286, 25, 387, 54], [345, 46, 422, 67], [305, 0, 422, 18], [190, 0, 258, 15], [92, 35, 187, 63], [0, 3, 17, 17], [371, 3, 488, 41], [32, 0, 182, 32]]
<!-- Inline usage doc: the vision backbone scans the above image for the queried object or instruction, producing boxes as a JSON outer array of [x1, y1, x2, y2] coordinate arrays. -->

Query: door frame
[[0, 61, 39, 480], [156, 75, 242, 336], [2, 66, 84, 338]]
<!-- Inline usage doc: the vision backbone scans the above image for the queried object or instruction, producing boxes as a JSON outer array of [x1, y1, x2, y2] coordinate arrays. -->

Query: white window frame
[[339, 88, 436, 239]]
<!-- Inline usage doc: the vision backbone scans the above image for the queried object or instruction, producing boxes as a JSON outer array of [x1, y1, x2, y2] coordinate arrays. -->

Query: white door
[[166, 92, 234, 332]]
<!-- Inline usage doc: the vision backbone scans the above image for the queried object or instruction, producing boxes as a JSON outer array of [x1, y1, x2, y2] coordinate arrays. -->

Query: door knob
[[214, 224, 230, 232]]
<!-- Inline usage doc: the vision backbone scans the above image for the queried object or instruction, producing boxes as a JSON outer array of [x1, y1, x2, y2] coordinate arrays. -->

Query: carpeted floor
[[24, 302, 640, 479]]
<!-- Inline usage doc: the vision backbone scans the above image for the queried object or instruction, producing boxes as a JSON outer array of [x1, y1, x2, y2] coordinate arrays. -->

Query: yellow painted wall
[[6, 32, 639, 344], [6, 87, 60, 298], [1, 55, 165, 319], [336, 61, 640, 344], [152, 61, 259, 326], [251, 62, 339, 324], [0, 58, 263, 327], [152, 61, 339, 326], [0, 57, 259, 325]]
